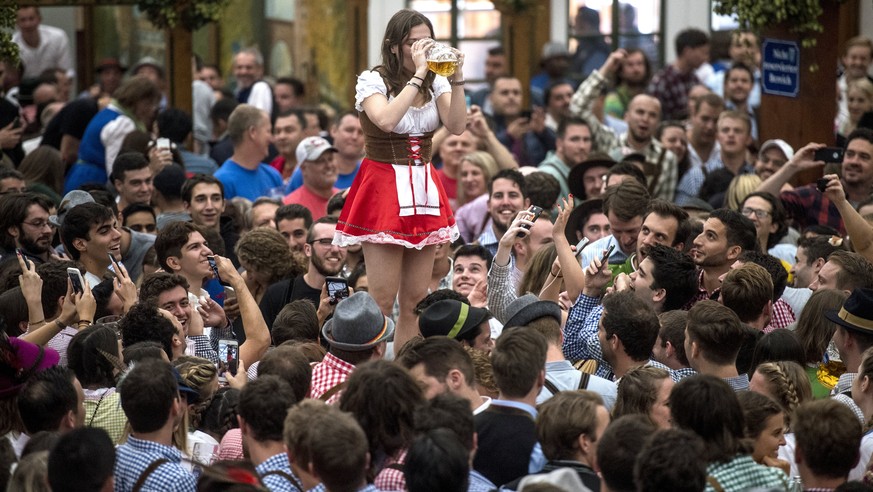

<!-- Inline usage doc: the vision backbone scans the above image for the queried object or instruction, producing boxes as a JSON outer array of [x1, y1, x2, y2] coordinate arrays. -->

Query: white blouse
[[355, 70, 451, 135]]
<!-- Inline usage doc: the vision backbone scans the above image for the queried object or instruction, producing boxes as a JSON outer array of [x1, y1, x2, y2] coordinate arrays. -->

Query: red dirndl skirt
[[335, 158, 460, 249]]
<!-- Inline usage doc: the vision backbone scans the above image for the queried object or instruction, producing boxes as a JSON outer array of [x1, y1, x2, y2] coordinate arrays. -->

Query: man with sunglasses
[[259, 216, 348, 329]]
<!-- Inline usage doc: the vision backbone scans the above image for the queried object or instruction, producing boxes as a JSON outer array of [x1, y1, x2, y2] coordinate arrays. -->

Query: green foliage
[[712, 0, 825, 47], [137, 0, 230, 31], [0, 5, 19, 64]]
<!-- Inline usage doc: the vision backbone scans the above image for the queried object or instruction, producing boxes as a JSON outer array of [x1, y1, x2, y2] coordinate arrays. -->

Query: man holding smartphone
[[756, 128, 873, 235]]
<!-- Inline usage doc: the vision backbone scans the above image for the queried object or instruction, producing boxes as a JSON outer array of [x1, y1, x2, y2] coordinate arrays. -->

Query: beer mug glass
[[426, 42, 459, 77]]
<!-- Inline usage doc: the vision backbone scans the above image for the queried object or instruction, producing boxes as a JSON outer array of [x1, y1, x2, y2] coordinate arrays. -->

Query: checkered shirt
[[646, 64, 700, 121], [114, 436, 197, 492], [675, 155, 753, 205], [684, 269, 720, 309], [84, 388, 126, 444], [487, 259, 523, 323], [468, 470, 497, 492], [374, 449, 407, 492], [218, 428, 244, 461], [724, 374, 751, 392], [780, 184, 846, 236], [569, 70, 678, 201], [704, 455, 789, 492], [256, 453, 304, 492], [309, 352, 355, 404], [563, 294, 614, 380], [764, 299, 796, 332], [46, 325, 77, 367]]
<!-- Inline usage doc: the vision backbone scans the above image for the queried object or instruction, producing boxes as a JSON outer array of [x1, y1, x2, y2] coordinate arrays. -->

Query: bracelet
[[78, 319, 93, 325], [412, 75, 424, 82], [406, 81, 421, 90], [28, 319, 45, 326], [450, 79, 466, 86]]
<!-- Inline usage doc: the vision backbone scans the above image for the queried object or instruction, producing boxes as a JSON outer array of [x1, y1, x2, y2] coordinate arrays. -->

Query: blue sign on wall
[[761, 39, 800, 98]]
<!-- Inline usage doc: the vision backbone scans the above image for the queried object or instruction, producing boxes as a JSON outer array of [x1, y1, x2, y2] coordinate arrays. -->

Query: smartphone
[[12, 116, 20, 129], [817, 178, 830, 193], [516, 205, 544, 237], [156, 137, 171, 151], [814, 147, 845, 163], [218, 339, 239, 377], [326, 276, 350, 303], [67, 267, 85, 294], [520, 110, 533, 119], [575, 237, 590, 259], [108, 253, 122, 273], [207, 255, 221, 282], [601, 244, 616, 264]]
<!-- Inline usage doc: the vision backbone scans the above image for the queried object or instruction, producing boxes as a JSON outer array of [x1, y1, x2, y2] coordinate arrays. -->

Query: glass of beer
[[426, 42, 459, 77]]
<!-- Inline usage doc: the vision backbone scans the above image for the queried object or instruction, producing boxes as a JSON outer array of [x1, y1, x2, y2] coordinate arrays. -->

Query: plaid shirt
[[374, 449, 407, 492], [685, 269, 720, 309], [780, 184, 846, 236], [705, 455, 789, 492], [764, 299, 796, 332], [256, 453, 304, 492], [218, 429, 244, 460], [84, 388, 126, 444], [47, 325, 77, 367], [115, 436, 197, 492], [646, 64, 700, 121], [675, 156, 754, 205], [569, 70, 678, 202], [468, 471, 497, 492], [724, 374, 751, 392], [309, 352, 355, 404], [832, 372, 866, 423], [487, 259, 523, 323]]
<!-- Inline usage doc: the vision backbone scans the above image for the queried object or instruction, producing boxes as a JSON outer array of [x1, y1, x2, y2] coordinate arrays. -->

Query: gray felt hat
[[322, 292, 394, 351]]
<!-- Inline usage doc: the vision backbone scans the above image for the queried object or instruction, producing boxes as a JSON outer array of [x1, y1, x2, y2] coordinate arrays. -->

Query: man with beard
[[685, 208, 758, 307], [269, 109, 307, 181], [754, 139, 794, 185], [487, 76, 552, 166], [570, 49, 678, 202], [543, 82, 574, 133], [604, 48, 651, 120], [259, 216, 347, 329], [757, 129, 873, 235], [477, 169, 529, 257], [0, 192, 55, 263]]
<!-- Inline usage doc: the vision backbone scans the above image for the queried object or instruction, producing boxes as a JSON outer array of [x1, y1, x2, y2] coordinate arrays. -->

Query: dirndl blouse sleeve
[[355, 70, 387, 112], [355, 70, 446, 135]]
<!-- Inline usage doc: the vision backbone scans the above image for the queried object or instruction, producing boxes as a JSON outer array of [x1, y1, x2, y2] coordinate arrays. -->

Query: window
[[567, 0, 663, 82], [407, 0, 501, 87]]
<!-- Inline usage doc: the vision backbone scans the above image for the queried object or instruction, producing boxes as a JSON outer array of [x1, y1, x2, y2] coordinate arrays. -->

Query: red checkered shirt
[[764, 298, 796, 333], [375, 449, 407, 492], [218, 428, 244, 461], [309, 352, 356, 404], [683, 269, 721, 310]]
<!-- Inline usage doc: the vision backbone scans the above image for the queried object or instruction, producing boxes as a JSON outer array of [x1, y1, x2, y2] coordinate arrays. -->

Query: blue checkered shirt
[[723, 374, 751, 392], [114, 436, 196, 492], [469, 470, 497, 492], [563, 294, 614, 380], [256, 453, 304, 492]]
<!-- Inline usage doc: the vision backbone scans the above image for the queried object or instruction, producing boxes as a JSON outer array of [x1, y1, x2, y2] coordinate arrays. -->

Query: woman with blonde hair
[[457, 150, 498, 207], [750, 360, 812, 430], [839, 78, 873, 144], [725, 173, 762, 211], [612, 365, 673, 429], [175, 356, 221, 470], [518, 242, 558, 297]]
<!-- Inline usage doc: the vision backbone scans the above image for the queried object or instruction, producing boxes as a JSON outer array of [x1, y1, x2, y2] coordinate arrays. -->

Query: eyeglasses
[[308, 238, 335, 246], [741, 207, 771, 219], [22, 220, 56, 230]]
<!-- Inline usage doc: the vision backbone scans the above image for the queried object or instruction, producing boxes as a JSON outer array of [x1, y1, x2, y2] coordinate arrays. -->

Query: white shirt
[[13, 25, 74, 78]]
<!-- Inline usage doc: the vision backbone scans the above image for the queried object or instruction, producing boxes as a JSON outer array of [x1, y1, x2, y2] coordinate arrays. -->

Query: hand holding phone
[[67, 267, 85, 294], [516, 206, 544, 237], [207, 256, 221, 282], [218, 339, 239, 379], [326, 277, 350, 304], [601, 244, 616, 264], [814, 147, 844, 163]]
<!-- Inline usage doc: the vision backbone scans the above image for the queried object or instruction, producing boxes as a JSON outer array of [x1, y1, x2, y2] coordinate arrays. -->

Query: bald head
[[626, 95, 661, 143]]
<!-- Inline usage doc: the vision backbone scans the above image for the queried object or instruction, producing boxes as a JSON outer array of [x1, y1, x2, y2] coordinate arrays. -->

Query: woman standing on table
[[335, 9, 465, 351]]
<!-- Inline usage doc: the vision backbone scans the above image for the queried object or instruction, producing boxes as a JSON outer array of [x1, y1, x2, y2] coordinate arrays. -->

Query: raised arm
[[361, 38, 436, 133], [466, 105, 518, 169], [436, 48, 467, 135], [551, 196, 586, 301], [756, 142, 825, 196], [215, 255, 270, 365], [824, 174, 873, 262]]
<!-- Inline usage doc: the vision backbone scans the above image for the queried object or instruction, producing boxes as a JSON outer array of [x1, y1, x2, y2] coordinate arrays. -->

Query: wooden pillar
[[758, 0, 857, 184], [496, 1, 551, 108], [167, 25, 193, 116]]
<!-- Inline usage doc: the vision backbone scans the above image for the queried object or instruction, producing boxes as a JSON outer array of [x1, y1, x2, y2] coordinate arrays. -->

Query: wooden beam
[[167, 25, 193, 116]]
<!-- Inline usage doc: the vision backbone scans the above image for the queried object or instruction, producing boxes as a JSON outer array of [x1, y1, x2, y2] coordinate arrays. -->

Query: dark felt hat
[[825, 288, 873, 336], [419, 300, 490, 340], [567, 153, 616, 199], [564, 198, 604, 245]]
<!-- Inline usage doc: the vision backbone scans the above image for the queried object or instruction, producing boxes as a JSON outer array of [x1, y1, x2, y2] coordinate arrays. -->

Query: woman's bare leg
[[395, 244, 437, 352], [360, 241, 404, 316]]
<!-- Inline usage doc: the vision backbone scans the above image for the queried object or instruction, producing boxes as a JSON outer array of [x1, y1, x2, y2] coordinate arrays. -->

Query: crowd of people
[[3, 4, 873, 492]]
